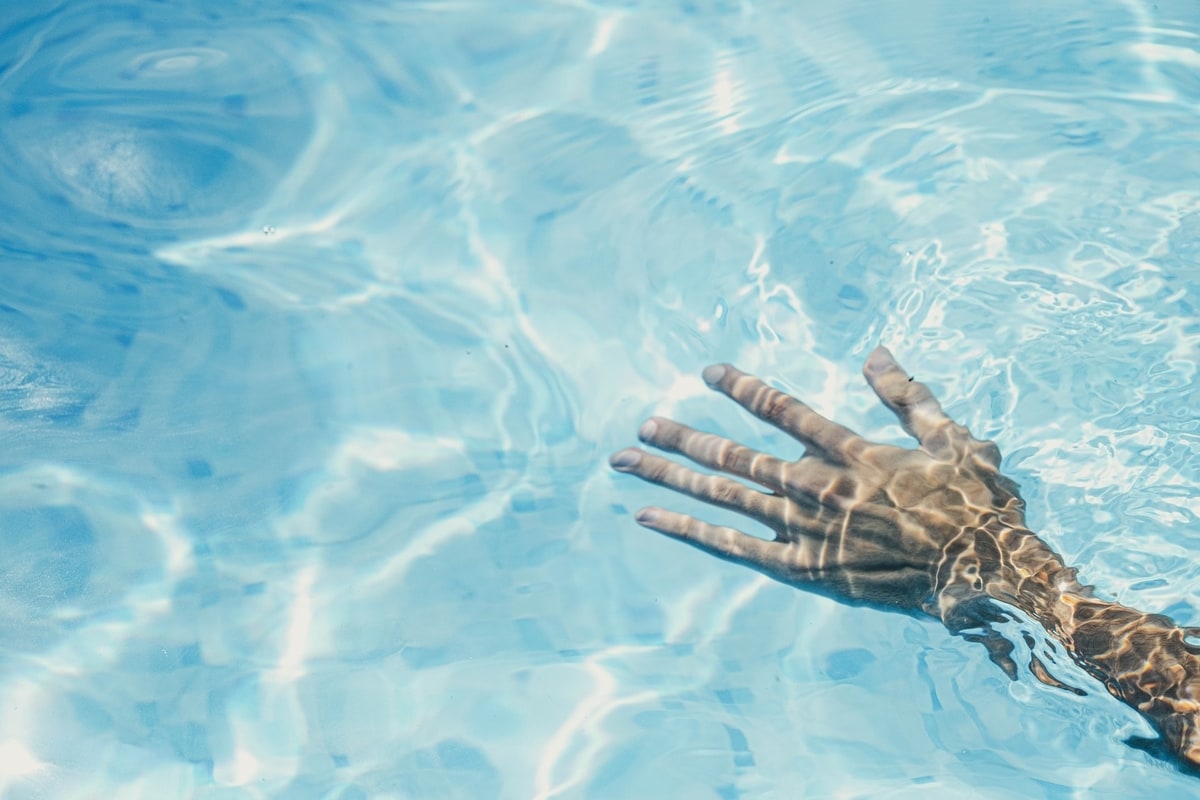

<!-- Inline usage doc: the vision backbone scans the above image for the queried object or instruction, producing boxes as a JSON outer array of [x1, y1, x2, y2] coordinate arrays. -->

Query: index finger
[[702, 363, 867, 462]]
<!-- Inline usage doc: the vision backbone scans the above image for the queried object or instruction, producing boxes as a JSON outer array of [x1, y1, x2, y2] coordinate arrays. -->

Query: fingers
[[630, 505, 929, 605], [609, 448, 785, 525], [635, 416, 791, 492], [632, 417, 862, 510], [861, 345, 964, 457], [701, 364, 866, 462], [630, 506, 785, 571]]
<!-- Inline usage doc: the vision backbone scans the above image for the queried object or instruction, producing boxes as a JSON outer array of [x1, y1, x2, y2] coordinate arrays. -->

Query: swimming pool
[[1, 0, 1198, 796]]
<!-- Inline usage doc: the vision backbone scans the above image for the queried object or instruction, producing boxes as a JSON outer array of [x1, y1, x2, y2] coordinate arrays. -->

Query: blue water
[[1, 0, 1199, 797]]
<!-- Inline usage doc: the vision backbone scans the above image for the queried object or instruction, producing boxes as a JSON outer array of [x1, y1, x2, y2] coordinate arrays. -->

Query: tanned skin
[[610, 346, 1200, 770]]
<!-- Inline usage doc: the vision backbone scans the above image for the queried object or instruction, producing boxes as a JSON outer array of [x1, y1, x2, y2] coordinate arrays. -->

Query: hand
[[611, 347, 1200, 770], [610, 346, 1032, 616]]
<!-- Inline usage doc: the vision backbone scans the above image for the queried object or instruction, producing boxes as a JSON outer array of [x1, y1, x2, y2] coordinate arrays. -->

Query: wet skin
[[610, 346, 1200, 770]]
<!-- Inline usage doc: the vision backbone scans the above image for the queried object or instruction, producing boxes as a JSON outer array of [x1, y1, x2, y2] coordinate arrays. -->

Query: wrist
[[931, 521, 1076, 621]]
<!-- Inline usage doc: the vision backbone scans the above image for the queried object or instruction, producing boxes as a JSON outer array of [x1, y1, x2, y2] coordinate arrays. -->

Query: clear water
[[1, 0, 1198, 797]]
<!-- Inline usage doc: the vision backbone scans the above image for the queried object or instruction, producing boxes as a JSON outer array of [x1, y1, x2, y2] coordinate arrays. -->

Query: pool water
[[1, 0, 1199, 797]]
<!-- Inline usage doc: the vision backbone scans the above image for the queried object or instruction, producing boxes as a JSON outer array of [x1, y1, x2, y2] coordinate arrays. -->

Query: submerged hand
[[610, 346, 1037, 616], [611, 346, 1200, 770]]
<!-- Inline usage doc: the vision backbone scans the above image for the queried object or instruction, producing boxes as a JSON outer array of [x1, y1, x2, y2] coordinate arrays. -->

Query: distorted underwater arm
[[610, 346, 1200, 770]]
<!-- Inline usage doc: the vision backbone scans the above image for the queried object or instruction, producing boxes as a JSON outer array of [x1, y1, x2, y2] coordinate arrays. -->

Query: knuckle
[[644, 459, 672, 483], [721, 446, 752, 473], [759, 389, 794, 422], [901, 382, 931, 407], [706, 479, 742, 506], [696, 433, 724, 462]]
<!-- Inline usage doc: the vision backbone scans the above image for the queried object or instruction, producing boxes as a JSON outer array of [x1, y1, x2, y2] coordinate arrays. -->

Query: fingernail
[[635, 508, 658, 524], [637, 418, 658, 441], [609, 449, 642, 470], [702, 364, 727, 385]]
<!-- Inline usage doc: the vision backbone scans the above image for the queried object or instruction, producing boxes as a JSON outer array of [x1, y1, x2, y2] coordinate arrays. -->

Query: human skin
[[609, 346, 1200, 769]]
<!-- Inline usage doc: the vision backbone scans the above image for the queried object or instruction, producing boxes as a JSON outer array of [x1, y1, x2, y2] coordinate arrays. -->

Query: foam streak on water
[[0, 0, 1199, 797]]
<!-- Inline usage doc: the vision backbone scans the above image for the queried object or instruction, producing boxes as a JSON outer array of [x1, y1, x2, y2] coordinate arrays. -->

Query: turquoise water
[[1, 0, 1199, 796]]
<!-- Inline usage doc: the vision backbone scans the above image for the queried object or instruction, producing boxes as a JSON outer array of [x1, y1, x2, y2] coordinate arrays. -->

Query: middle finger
[[609, 448, 786, 528]]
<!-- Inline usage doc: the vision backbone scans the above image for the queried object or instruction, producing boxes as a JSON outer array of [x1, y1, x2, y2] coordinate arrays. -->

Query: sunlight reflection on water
[[0, 0, 1198, 797]]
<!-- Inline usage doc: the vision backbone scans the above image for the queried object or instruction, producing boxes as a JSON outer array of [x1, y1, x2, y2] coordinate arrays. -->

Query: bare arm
[[610, 346, 1200, 769]]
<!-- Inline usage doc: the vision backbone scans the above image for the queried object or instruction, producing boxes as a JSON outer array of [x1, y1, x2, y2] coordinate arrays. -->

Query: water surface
[[1, 1, 1199, 797]]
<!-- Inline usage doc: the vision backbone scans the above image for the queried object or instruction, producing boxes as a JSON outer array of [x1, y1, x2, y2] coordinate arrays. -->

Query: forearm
[[970, 525, 1200, 762], [1013, 577, 1198, 704]]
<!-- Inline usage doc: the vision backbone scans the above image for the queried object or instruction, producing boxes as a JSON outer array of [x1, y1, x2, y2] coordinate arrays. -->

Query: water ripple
[[0, 4, 314, 246], [2, 0, 1200, 797]]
